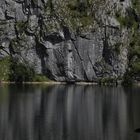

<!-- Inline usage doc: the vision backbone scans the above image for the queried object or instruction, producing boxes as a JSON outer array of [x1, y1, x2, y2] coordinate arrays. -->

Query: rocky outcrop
[[0, 0, 133, 82]]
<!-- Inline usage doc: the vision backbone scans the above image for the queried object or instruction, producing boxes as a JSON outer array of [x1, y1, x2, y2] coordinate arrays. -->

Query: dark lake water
[[0, 84, 140, 140]]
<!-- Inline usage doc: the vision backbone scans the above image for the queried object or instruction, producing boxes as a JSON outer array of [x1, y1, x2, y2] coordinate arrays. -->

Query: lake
[[0, 84, 140, 140]]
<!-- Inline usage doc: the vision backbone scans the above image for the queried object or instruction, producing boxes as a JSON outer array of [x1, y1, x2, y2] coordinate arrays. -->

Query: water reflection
[[0, 85, 140, 140]]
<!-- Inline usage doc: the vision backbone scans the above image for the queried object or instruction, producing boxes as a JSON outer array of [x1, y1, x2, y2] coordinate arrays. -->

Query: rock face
[[0, 0, 132, 81]]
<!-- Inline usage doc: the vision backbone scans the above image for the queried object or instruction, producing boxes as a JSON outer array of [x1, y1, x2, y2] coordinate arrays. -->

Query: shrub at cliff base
[[0, 57, 11, 81], [0, 56, 49, 83], [9, 60, 35, 83]]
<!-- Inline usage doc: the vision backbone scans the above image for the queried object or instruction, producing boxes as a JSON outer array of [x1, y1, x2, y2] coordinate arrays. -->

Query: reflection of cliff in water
[[0, 85, 140, 140]]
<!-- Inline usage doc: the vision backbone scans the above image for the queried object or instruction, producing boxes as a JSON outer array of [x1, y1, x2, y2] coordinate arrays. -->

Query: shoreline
[[0, 81, 98, 85], [0, 81, 140, 86]]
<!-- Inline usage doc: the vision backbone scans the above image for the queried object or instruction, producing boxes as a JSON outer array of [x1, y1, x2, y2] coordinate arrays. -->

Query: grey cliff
[[0, 0, 132, 81]]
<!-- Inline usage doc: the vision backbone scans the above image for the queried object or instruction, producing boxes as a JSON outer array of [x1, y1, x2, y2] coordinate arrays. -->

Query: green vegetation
[[129, 32, 140, 59], [115, 13, 127, 27], [122, 71, 133, 86], [44, 0, 104, 32], [32, 74, 49, 82], [0, 57, 49, 83], [15, 21, 28, 35], [123, 47, 140, 85], [115, 1, 140, 84], [0, 57, 11, 81], [115, 8, 139, 30], [131, 60, 140, 75], [9, 60, 49, 83], [16, 21, 27, 30], [114, 43, 121, 55], [98, 77, 119, 86], [9, 60, 35, 82], [132, 0, 140, 13]]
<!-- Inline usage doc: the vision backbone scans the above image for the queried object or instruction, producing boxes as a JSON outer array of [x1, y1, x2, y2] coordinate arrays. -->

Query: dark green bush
[[122, 70, 133, 86], [9, 61, 35, 83], [0, 57, 11, 81], [132, 0, 140, 13], [115, 8, 139, 29], [9, 59, 50, 83], [131, 60, 140, 76], [123, 59, 140, 85], [98, 77, 118, 86], [32, 74, 49, 82]]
